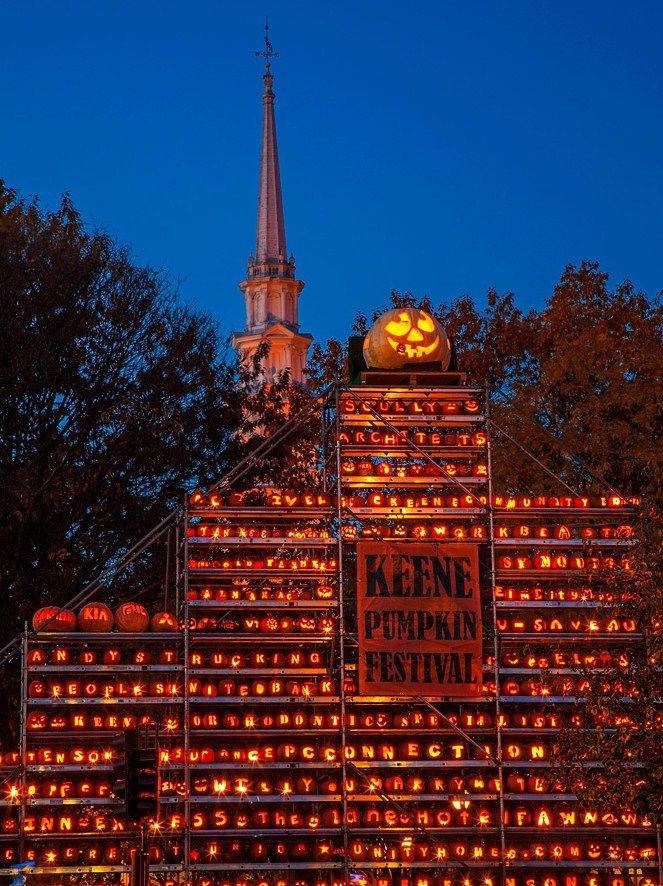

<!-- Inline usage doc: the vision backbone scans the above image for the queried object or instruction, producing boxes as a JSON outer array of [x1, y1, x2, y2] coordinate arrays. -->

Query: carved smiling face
[[363, 308, 451, 369]]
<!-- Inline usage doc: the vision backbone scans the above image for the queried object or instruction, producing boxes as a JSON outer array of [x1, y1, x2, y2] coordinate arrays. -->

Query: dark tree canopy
[[307, 261, 663, 505], [0, 183, 248, 647]]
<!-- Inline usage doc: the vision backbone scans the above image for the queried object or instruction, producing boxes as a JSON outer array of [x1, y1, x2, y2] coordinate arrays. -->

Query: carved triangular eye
[[384, 313, 412, 336], [417, 312, 436, 332]]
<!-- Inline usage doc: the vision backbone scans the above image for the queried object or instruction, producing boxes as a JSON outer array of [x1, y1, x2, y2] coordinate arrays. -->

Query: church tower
[[233, 28, 312, 384]]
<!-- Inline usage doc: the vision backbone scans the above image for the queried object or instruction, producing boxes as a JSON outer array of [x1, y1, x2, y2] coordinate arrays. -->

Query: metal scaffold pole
[[334, 388, 350, 885], [485, 383, 507, 886], [182, 498, 191, 886], [18, 629, 28, 868]]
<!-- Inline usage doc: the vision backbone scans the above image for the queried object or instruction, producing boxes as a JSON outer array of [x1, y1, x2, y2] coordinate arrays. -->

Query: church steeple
[[233, 24, 313, 385], [254, 59, 288, 270]]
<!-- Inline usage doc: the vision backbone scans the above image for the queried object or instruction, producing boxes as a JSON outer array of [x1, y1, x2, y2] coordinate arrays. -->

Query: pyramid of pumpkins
[[32, 602, 178, 633]]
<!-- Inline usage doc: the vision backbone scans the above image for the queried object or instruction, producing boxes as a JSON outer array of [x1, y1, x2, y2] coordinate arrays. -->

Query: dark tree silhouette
[[0, 183, 252, 737]]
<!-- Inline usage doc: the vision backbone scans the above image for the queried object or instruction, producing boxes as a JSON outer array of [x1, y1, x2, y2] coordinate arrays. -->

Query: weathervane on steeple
[[235, 17, 313, 384], [255, 18, 278, 64]]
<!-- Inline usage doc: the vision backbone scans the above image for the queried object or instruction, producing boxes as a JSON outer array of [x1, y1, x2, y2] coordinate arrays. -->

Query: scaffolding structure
[[0, 373, 660, 886]]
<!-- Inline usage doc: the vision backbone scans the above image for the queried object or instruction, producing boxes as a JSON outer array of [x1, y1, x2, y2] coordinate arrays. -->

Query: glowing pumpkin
[[150, 611, 178, 632], [363, 308, 451, 369], [78, 603, 114, 633], [32, 607, 77, 633], [114, 602, 149, 632]]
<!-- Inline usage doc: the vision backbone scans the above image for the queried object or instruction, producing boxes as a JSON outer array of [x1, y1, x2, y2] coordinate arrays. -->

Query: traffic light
[[127, 744, 159, 823], [111, 729, 159, 825], [110, 730, 134, 816]]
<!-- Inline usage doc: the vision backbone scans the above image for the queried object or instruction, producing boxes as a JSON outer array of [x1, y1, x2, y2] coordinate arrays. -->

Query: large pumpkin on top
[[363, 308, 451, 370]]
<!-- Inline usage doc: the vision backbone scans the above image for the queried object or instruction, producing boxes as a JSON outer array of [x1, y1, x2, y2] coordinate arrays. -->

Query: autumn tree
[[488, 262, 663, 505], [308, 262, 663, 503], [229, 347, 336, 494], [0, 183, 250, 725]]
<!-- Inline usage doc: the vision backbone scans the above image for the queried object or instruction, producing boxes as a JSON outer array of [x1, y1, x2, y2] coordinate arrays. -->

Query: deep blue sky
[[3, 1, 662, 346]]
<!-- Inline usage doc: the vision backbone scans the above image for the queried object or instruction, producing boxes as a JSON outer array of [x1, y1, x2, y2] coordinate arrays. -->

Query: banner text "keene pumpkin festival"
[[357, 544, 482, 697]]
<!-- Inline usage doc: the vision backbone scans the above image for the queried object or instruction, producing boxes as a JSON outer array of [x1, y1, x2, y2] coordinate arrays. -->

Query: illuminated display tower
[[7, 307, 659, 886]]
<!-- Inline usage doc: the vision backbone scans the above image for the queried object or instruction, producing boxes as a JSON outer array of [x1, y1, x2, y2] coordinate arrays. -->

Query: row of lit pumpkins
[[496, 615, 637, 633], [16, 772, 586, 799], [496, 554, 628, 571], [338, 492, 612, 511], [27, 646, 176, 666], [338, 429, 487, 447], [190, 521, 631, 541], [340, 493, 488, 512], [189, 489, 636, 510], [0, 831, 638, 862], [188, 586, 335, 602], [32, 603, 177, 634], [0, 841, 171, 866], [190, 490, 331, 509], [341, 460, 488, 478], [0, 862, 651, 886], [173, 771, 512, 794], [493, 494, 637, 510], [189, 526, 331, 540], [27, 647, 326, 669], [191, 614, 334, 633], [494, 586, 600, 602], [161, 740, 544, 765], [163, 876, 653, 886], [27, 678, 632, 703], [27, 676, 339, 703], [188, 558, 337, 572], [345, 523, 487, 540], [177, 875, 657, 886], [10, 708, 568, 738], [497, 650, 631, 669], [338, 430, 488, 447], [339, 397, 481, 416], [496, 677, 618, 697], [190, 709, 566, 731], [25, 707, 648, 736], [157, 740, 492, 764], [190, 650, 325, 668], [128, 806, 654, 834], [350, 523, 633, 540], [101, 875, 653, 886]]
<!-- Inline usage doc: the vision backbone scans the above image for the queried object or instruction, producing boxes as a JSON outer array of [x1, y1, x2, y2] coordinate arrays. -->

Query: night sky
[[3, 1, 662, 347]]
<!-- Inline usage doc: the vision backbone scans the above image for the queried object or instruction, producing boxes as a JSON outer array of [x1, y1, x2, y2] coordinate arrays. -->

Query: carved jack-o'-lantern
[[32, 607, 77, 633], [297, 615, 316, 632], [78, 603, 114, 633], [114, 602, 149, 633], [27, 711, 47, 731], [260, 615, 279, 633], [363, 308, 451, 369], [150, 611, 178, 632]]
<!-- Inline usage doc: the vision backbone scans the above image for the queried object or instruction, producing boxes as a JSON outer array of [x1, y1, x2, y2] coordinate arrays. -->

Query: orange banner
[[356, 542, 482, 697]]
